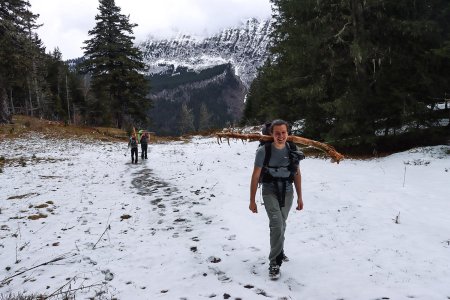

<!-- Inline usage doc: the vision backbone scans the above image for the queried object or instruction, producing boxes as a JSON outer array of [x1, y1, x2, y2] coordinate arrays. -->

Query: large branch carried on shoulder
[[215, 132, 344, 163]]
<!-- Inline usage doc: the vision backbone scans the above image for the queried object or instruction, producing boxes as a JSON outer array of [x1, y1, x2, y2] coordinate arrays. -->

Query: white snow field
[[1, 135, 449, 299]]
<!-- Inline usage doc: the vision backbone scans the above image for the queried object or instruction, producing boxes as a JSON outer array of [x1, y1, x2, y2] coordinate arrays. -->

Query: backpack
[[140, 133, 148, 144], [130, 138, 137, 148], [258, 121, 305, 183], [257, 121, 305, 208], [258, 122, 272, 147]]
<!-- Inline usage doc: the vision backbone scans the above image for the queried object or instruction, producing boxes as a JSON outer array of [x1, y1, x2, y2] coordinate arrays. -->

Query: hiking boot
[[269, 264, 280, 280], [282, 253, 289, 262]]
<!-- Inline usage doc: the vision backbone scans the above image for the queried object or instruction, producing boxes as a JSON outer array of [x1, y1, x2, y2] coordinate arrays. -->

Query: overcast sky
[[29, 0, 273, 60]]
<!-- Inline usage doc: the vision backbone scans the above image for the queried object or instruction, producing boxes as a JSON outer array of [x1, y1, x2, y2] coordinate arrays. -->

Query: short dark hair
[[269, 119, 290, 134]]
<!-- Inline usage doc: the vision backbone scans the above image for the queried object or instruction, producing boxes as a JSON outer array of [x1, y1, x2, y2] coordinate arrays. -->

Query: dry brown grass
[[27, 213, 48, 220], [0, 115, 193, 144], [0, 115, 128, 142]]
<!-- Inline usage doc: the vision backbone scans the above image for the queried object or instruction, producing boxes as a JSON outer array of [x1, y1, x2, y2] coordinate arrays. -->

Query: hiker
[[140, 131, 149, 159], [128, 133, 138, 164], [249, 119, 304, 279]]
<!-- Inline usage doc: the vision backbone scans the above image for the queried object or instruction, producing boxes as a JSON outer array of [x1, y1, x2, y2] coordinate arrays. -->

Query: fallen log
[[216, 132, 344, 163]]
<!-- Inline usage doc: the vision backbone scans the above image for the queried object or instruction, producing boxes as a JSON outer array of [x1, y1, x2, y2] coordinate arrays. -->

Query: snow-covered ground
[[1, 135, 449, 299]]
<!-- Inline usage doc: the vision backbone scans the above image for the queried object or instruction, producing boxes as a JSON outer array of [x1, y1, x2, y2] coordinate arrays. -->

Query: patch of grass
[[0, 156, 5, 172], [19, 157, 26, 167], [120, 214, 131, 221], [35, 204, 49, 209], [28, 213, 48, 220]]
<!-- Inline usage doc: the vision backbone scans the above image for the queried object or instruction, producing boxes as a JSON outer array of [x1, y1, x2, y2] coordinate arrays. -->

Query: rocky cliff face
[[140, 18, 272, 87]]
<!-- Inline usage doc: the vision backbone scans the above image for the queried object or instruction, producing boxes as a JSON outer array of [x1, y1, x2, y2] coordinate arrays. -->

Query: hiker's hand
[[249, 201, 258, 213], [296, 198, 303, 211]]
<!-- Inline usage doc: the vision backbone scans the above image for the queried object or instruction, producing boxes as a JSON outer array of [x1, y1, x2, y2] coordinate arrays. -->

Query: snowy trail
[[1, 135, 450, 299]]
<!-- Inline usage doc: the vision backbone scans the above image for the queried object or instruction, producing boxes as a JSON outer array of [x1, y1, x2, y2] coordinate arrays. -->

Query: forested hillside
[[149, 64, 246, 136], [244, 0, 450, 152]]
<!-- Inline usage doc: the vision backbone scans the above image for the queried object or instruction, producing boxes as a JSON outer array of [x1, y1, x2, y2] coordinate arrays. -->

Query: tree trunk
[[10, 88, 15, 115], [27, 78, 33, 116], [0, 87, 12, 124]]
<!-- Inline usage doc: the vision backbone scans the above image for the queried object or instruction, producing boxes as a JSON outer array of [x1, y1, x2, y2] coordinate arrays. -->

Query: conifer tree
[[179, 103, 195, 135], [80, 0, 150, 128], [0, 0, 41, 123], [198, 103, 212, 131]]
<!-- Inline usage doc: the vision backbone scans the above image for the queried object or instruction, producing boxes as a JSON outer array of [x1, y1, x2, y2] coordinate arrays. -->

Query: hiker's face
[[272, 124, 288, 145]]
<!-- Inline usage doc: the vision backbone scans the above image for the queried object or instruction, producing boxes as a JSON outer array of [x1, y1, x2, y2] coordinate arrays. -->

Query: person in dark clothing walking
[[128, 134, 138, 164], [249, 119, 304, 279], [140, 131, 149, 159]]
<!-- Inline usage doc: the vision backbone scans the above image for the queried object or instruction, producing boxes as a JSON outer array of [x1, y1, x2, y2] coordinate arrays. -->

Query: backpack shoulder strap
[[263, 143, 271, 167], [287, 141, 297, 151]]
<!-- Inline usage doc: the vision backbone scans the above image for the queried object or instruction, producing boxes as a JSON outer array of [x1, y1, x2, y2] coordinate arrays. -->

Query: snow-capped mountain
[[140, 18, 272, 87]]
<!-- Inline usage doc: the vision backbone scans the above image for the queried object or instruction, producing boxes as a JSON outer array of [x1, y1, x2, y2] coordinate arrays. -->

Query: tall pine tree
[[80, 0, 150, 129]]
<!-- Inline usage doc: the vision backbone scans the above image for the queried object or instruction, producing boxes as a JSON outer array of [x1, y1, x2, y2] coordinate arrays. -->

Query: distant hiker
[[128, 134, 138, 164], [249, 119, 304, 279], [140, 131, 149, 159]]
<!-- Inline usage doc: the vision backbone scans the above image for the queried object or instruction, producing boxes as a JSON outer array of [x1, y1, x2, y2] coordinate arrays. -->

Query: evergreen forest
[[244, 0, 450, 152]]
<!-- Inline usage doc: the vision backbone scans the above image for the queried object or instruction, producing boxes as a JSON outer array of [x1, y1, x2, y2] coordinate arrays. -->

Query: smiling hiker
[[128, 133, 139, 164], [249, 119, 305, 279]]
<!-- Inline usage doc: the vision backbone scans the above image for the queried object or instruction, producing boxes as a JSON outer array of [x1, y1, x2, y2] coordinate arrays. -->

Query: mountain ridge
[[140, 18, 272, 87]]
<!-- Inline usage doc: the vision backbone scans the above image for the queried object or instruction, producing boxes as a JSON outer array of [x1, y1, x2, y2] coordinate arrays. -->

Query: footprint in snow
[[227, 235, 236, 240]]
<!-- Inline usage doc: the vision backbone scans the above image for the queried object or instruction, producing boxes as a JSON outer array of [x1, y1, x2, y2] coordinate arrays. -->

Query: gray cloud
[[30, 0, 272, 59]]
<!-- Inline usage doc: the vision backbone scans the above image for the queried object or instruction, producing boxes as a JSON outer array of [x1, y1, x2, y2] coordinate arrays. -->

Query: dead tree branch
[[215, 132, 344, 163]]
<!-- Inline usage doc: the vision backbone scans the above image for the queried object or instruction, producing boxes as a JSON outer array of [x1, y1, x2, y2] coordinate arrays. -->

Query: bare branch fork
[[44, 275, 105, 300], [44, 283, 105, 298], [93, 212, 112, 250], [93, 223, 111, 250], [1, 253, 75, 284], [215, 132, 345, 163]]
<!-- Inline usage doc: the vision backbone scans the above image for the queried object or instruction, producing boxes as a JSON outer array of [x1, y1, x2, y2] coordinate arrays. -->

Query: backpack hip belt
[[261, 174, 292, 208]]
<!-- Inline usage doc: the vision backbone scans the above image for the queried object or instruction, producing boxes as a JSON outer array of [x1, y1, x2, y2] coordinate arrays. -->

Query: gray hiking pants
[[263, 189, 294, 265]]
